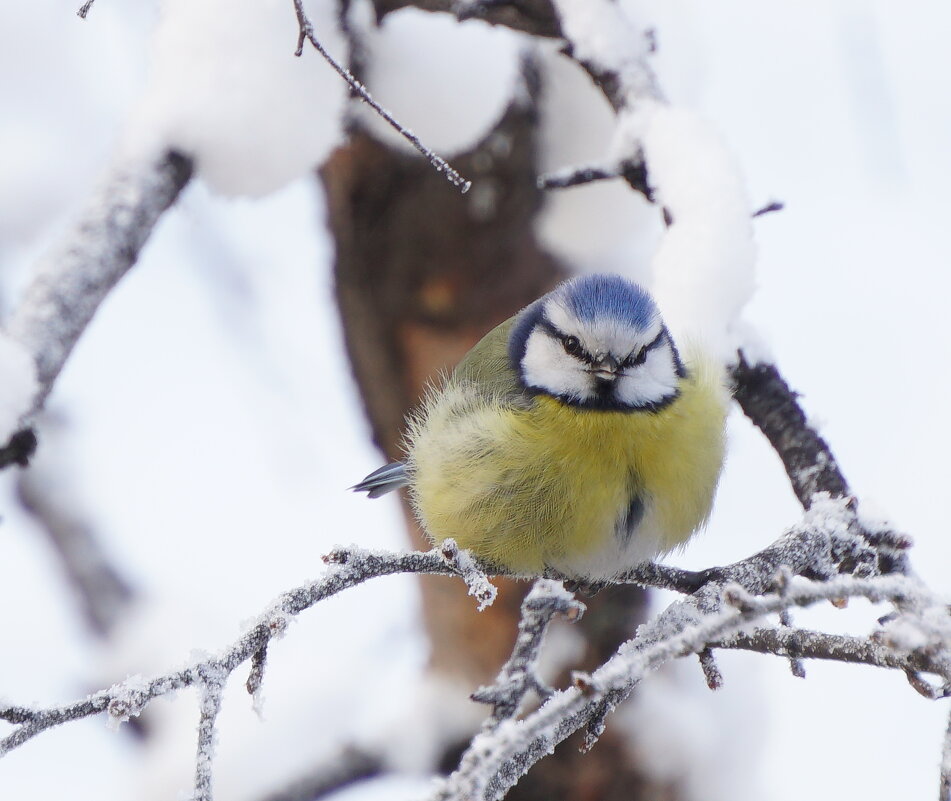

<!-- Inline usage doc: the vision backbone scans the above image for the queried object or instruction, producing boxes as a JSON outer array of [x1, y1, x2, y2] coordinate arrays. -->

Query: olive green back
[[451, 317, 526, 404]]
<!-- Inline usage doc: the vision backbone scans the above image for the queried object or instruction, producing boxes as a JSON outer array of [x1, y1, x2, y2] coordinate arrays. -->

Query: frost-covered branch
[[291, 0, 471, 193], [194, 677, 225, 801], [0, 543, 492, 799], [0, 150, 193, 461], [433, 570, 950, 801], [471, 580, 584, 728], [2, 523, 945, 799], [711, 624, 951, 678]]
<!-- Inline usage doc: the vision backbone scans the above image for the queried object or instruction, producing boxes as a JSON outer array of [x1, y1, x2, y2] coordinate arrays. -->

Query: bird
[[352, 274, 728, 583]]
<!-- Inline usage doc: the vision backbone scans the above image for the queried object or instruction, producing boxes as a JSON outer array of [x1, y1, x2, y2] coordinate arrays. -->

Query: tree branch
[[1, 517, 944, 798], [374, 0, 562, 39], [15, 435, 136, 636], [433, 572, 950, 801], [258, 746, 384, 801], [471, 580, 584, 727], [291, 0, 470, 193], [0, 150, 193, 462], [0, 428, 37, 470], [0, 544, 487, 770], [711, 625, 951, 678], [730, 352, 850, 507]]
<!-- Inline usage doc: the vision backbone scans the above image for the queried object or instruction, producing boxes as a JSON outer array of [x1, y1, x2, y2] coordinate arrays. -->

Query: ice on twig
[[439, 539, 497, 611]]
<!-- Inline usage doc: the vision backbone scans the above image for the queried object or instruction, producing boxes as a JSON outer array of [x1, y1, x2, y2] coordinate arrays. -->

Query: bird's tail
[[350, 462, 409, 498]]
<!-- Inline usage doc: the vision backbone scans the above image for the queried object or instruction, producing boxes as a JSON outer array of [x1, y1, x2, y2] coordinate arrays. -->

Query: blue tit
[[352, 274, 728, 581]]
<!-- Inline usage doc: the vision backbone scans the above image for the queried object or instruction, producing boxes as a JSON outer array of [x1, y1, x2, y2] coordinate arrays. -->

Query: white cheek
[[615, 347, 680, 407], [521, 331, 593, 400]]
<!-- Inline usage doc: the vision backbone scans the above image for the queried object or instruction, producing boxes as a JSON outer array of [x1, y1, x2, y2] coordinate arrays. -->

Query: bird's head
[[509, 274, 685, 411]]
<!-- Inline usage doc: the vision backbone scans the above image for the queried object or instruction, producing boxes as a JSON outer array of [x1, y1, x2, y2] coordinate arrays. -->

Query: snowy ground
[[1, 2, 949, 800]]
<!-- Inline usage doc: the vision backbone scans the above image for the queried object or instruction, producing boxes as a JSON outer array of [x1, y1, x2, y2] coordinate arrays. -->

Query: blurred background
[[1, 2, 949, 800]]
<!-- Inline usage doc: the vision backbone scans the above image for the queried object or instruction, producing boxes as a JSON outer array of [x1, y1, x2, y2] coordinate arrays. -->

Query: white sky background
[[1, 2, 950, 801]]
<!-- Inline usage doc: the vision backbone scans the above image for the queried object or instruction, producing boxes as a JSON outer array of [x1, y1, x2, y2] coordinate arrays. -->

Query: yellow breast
[[406, 358, 727, 579]]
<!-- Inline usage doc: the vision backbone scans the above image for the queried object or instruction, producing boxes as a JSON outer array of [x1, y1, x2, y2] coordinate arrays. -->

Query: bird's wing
[[354, 317, 530, 499], [450, 316, 530, 407]]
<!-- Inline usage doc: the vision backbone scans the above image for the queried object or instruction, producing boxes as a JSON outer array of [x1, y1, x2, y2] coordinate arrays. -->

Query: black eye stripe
[[537, 319, 667, 367], [645, 328, 666, 351], [622, 329, 666, 367], [538, 320, 593, 362]]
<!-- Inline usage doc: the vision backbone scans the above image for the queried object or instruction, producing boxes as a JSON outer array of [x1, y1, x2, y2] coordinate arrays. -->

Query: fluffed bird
[[352, 274, 728, 582]]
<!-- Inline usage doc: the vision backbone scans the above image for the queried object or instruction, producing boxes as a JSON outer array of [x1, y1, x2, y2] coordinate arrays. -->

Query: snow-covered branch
[[0, 150, 193, 461]]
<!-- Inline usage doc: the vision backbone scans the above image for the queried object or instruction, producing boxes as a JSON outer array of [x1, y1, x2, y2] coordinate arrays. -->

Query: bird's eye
[[623, 348, 647, 368], [562, 335, 583, 357]]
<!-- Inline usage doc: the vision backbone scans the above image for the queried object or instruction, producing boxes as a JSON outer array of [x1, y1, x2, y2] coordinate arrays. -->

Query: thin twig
[[537, 165, 621, 190], [290, 0, 471, 193], [246, 646, 268, 700], [779, 609, 807, 678], [697, 648, 723, 690], [752, 200, 785, 217], [194, 678, 225, 801]]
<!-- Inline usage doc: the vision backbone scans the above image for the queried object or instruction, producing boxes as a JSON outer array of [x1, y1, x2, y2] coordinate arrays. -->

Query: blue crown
[[559, 274, 657, 330]]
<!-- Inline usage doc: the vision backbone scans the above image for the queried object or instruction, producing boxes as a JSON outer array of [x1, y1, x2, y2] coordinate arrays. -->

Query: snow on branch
[[0, 150, 193, 463], [404, 0, 754, 359]]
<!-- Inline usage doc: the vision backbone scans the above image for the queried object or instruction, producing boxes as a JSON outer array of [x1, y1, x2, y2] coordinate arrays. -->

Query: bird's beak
[[590, 353, 619, 381]]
